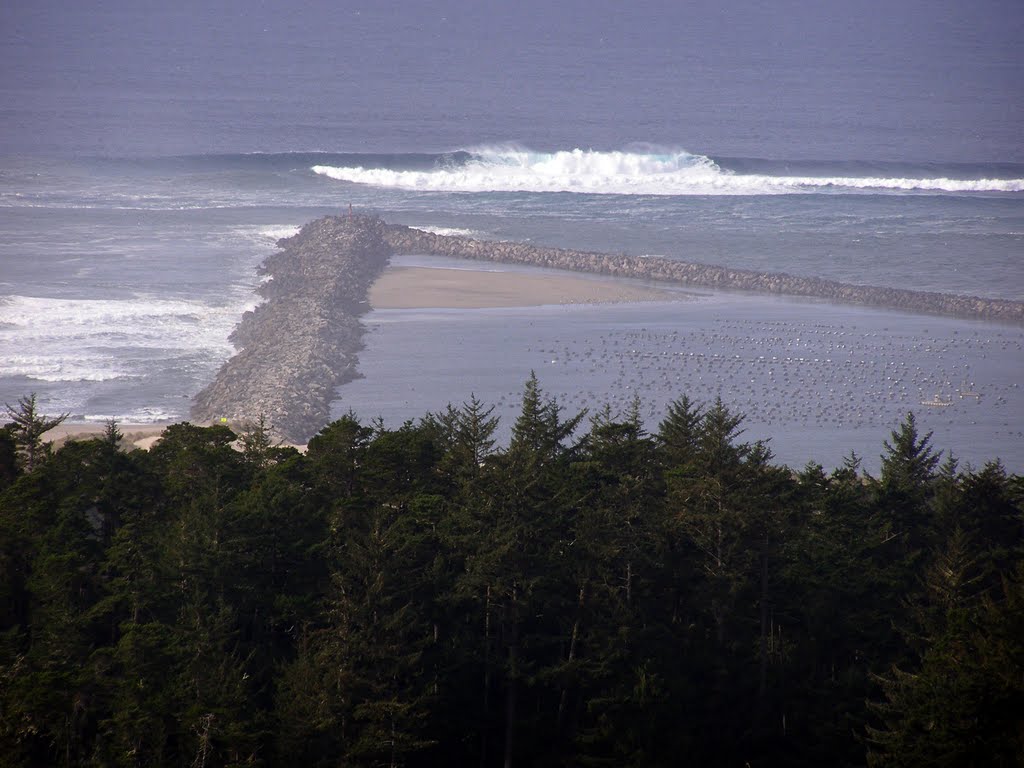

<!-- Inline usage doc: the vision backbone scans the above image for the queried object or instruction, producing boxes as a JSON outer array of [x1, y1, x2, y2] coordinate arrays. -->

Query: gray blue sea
[[1, 0, 1022, 470]]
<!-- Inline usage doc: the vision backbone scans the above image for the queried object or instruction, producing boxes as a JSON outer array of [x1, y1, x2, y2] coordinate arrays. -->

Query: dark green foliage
[[656, 393, 703, 468], [876, 412, 942, 556], [0, 426, 19, 491], [4, 393, 68, 473], [866, 557, 1024, 767], [0, 386, 1020, 767]]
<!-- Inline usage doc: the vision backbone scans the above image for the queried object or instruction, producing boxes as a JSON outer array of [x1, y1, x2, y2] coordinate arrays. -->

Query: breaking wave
[[415, 226, 483, 238], [312, 147, 1024, 196], [0, 294, 255, 382]]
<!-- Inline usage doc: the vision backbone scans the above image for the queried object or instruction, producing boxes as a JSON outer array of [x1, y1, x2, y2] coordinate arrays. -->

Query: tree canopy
[[1, 389, 1020, 767]]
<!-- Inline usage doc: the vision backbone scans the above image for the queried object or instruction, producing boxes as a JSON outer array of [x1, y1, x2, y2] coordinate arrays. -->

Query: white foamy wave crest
[[81, 407, 175, 424], [228, 225, 302, 248], [416, 226, 482, 238], [312, 147, 1024, 196], [5, 355, 133, 382], [256, 225, 302, 241], [0, 295, 256, 382]]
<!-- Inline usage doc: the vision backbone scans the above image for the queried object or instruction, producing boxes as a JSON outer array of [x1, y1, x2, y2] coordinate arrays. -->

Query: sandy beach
[[369, 265, 684, 309], [45, 422, 171, 450]]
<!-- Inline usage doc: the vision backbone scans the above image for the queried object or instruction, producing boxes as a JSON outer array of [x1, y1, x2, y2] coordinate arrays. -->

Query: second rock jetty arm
[[383, 225, 1023, 325]]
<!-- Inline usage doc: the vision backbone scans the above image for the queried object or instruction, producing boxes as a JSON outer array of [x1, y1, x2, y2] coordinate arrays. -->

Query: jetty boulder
[[191, 215, 391, 443]]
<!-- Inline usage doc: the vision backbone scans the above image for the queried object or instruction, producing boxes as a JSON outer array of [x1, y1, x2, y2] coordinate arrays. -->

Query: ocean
[[1, 0, 1022, 471]]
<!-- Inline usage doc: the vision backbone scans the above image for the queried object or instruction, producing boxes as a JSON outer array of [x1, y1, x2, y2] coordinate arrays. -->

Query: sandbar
[[369, 266, 685, 309]]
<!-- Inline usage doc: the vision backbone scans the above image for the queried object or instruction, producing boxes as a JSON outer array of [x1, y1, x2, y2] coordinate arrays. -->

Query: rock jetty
[[194, 216, 1022, 442], [384, 226, 1024, 324], [191, 215, 391, 443]]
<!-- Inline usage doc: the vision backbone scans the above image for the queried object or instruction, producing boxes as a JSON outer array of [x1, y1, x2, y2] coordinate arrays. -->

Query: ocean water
[[1, 0, 1022, 470]]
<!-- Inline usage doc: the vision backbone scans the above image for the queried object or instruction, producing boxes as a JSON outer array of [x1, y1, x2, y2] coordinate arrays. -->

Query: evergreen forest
[[1, 380, 1022, 767]]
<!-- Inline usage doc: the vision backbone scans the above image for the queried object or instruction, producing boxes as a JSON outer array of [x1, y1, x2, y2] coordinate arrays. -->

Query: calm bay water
[[1, 0, 1021, 469]]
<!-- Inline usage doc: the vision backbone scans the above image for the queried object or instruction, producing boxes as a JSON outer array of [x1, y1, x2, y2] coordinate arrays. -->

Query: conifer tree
[[656, 394, 703, 469], [507, 373, 584, 468], [866, 539, 1024, 767], [876, 412, 941, 555], [664, 398, 796, 762], [238, 413, 277, 471], [958, 461, 1024, 585], [4, 393, 68, 472], [288, 420, 448, 766], [0, 426, 18, 491], [305, 414, 374, 505], [453, 395, 500, 475], [456, 376, 585, 767], [668, 398, 752, 644], [0, 390, 1020, 767], [779, 459, 881, 767], [0, 433, 157, 764], [567, 402, 677, 763]]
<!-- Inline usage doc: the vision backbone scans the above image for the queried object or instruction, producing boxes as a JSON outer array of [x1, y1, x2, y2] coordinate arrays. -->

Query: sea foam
[[0, 295, 256, 382], [80, 407, 176, 424], [415, 226, 483, 238], [254, 225, 302, 241], [312, 147, 1024, 196]]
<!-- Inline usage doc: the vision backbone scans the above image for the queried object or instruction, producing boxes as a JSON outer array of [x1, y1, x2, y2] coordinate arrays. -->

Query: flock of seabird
[[343, 306, 1023, 467], [487, 316, 1022, 440]]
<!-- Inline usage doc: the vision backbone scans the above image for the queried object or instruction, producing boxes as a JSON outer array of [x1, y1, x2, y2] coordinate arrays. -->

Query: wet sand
[[369, 265, 685, 308]]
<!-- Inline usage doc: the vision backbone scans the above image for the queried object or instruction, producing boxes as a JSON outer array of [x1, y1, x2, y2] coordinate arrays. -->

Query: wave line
[[312, 147, 1024, 196]]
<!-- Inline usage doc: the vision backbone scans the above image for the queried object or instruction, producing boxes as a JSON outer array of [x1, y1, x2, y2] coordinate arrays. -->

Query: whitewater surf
[[312, 147, 1024, 195]]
